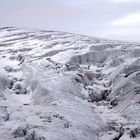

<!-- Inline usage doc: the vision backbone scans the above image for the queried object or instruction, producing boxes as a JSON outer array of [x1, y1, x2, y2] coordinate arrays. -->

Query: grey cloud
[[0, 0, 140, 41]]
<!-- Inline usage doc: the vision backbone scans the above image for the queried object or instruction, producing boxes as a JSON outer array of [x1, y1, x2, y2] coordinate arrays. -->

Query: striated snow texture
[[0, 27, 140, 140]]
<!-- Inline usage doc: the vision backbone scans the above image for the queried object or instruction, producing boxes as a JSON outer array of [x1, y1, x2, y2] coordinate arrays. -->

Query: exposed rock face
[[0, 27, 140, 139]]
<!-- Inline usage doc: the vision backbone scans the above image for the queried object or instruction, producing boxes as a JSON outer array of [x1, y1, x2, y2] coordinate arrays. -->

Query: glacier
[[0, 27, 140, 140]]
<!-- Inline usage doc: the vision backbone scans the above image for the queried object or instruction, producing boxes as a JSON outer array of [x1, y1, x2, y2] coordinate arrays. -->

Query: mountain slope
[[0, 27, 140, 140]]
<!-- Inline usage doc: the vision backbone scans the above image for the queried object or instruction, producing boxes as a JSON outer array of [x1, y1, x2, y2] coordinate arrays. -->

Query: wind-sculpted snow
[[0, 27, 140, 139]]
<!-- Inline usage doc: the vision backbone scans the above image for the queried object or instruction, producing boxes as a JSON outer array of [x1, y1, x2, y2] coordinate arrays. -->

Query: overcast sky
[[0, 0, 140, 42]]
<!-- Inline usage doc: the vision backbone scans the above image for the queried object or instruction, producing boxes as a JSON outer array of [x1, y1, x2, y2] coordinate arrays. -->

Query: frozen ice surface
[[0, 27, 140, 139]]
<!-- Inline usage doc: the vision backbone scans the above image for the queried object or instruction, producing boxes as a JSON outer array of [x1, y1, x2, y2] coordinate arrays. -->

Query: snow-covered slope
[[0, 27, 140, 140]]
